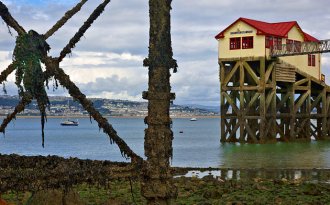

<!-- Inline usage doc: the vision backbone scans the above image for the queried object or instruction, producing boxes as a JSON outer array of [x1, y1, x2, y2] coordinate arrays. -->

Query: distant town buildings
[[0, 95, 219, 117]]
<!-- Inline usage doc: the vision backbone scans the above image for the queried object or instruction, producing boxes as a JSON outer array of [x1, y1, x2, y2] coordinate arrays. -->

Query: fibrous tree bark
[[142, 0, 177, 204]]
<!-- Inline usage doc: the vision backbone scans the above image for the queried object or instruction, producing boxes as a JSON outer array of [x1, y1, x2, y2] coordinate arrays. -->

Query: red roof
[[215, 17, 319, 42]]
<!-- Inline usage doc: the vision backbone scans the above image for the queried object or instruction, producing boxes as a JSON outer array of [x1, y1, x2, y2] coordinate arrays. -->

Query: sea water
[[1, 117, 330, 168]]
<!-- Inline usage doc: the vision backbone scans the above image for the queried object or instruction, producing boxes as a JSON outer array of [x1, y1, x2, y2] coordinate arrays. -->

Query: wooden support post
[[271, 64, 277, 140], [305, 80, 311, 139], [259, 58, 266, 142], [219, 57, 329, 144], [239, 60, 245, 142], [289, 84, 295, 140], [322, 88, 327, 139], [220, 62, 226, 142], [326, 93, 330, 137]]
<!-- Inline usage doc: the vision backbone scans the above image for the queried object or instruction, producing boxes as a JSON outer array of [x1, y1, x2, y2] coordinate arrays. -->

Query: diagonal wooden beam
[[294, 78, 309, 87], [0, 63, 15, 84], [311, 92, 322, 110], [295, 119, 309, 136], [223, 101, 230, 113], [223, 92, 240, 115], [310, 123, 317, 138], [265, 90, 275, 111], [294, 91, 310, 114], [245, 122, 257, 142], [245, 92, 260, 113], [243, 61, 259, 84], [0, 93, 32, 133], [223, 61, 240, 85], [44, 0, 88, 39], [276, 121, 284, 138], [224, 119, 231, 136], [276, 92, 290, 112], [0, 2, 26, 35], [228, 122, 240, 142], [265, 61, 275, 82], [58, 0, 111, 62]]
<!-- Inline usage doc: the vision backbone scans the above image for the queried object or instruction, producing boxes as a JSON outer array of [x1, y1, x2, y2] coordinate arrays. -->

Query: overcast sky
[[1, 0, 330, 106]]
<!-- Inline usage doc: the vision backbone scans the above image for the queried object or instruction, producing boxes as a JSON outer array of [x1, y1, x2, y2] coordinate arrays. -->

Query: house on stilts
[[216, 17, 330, 143]]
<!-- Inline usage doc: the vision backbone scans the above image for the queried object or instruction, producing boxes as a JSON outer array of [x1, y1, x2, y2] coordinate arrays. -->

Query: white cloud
[[61, 51, 144, 68], [1, 0, 330, 106], [88, 91, 143, 102]]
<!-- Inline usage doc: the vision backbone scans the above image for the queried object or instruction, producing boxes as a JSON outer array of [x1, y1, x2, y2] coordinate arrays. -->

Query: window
[[266, 36, 281, 50], [294, 41, 301, 52], [230, 37, 241, 50], [286, 39, 293, 52], [308, 54, 316, 67], [274, 37, 282, 50], [242, 36, 253, 49], [265, 36, 273, 48]]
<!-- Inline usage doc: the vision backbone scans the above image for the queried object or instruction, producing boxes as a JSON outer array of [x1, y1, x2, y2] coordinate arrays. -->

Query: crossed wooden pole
[[0, 0, 142, 162]]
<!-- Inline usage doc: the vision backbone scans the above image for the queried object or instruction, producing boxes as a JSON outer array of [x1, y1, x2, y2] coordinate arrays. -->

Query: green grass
[[2, 177, 330, 205]]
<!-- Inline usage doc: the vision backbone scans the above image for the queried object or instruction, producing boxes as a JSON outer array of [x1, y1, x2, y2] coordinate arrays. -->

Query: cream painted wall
[[279, 26, 320, 79], [218, 21, 266, 59], [218, 22, 321, 80]]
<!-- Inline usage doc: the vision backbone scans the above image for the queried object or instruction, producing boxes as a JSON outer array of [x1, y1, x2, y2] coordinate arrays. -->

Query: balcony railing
[[270, 39, 330, 57]]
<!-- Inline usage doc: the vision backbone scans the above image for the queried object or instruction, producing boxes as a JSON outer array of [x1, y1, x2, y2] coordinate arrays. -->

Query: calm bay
[[1, 117, 330, 169]]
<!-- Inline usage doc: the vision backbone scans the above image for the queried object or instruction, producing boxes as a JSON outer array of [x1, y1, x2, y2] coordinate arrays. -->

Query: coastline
[[0, 115, 220, 119]]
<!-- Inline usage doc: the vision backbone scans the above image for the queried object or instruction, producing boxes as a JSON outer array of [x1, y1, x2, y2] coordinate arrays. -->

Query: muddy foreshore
[[1, 154, 330, 204]]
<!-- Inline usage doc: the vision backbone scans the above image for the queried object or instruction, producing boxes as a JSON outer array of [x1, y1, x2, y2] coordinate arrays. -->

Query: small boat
[[60, 119, 79, 126], [61, 99, 79, 126], [190, 118, 197, 121]]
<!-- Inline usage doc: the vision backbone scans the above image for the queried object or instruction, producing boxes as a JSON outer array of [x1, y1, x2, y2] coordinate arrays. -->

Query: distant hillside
[[182, 104, 220, 113], [0, 95, 219, 117]]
